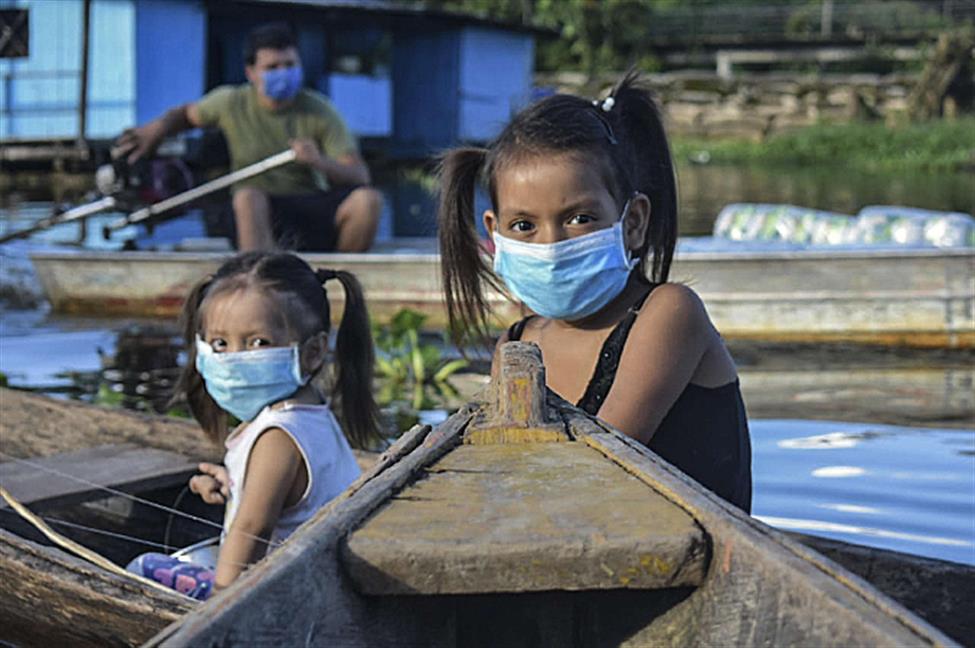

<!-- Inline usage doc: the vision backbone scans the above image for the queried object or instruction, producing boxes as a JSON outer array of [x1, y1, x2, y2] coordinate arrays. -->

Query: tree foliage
[[415, 1, 966, 76]]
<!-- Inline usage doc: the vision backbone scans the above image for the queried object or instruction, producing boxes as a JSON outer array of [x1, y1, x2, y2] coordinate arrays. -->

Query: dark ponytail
[[605, 69, 677, 283], [324, 269, 380, 449], [436, 147, 503, 347]]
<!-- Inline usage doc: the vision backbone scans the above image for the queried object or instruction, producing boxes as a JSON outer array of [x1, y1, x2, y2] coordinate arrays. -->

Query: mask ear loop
[[619, 196, 641, 270]]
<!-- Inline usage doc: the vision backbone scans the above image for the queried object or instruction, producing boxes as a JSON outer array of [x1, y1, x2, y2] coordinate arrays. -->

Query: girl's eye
[[509, 220, 534, 233], [248, 337, 273, 349], [209, 338, 227, 352], [568, 213, 596, 225]]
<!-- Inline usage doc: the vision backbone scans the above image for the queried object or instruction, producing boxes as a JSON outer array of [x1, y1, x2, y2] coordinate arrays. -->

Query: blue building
[[0, 0, 540, 159]]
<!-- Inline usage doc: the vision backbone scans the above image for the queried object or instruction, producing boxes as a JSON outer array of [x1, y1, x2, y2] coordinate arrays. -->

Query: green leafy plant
[[373, 309, 469, 412]]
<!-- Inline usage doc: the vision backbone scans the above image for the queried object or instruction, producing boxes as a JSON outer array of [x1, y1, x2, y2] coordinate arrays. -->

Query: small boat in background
[[27, 236, 975, 348]]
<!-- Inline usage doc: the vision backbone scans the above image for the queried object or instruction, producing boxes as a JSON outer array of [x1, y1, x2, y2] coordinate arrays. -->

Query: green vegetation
[[373, 309, 469, 425], [671, 118, 975, 173], [421, 0, 964, 76]]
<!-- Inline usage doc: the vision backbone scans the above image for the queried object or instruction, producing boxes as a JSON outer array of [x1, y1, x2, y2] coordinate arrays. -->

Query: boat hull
[[30, 247, 975, 348]]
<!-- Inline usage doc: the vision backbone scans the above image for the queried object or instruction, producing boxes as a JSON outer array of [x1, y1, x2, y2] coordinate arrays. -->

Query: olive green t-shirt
[[195, 84, 358, 195]]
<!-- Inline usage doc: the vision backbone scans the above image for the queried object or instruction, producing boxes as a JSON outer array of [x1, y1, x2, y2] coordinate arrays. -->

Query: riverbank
[[671, 117, 975, 173]]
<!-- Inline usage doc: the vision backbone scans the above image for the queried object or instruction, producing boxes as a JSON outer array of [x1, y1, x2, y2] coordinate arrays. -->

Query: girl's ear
[[300, 332, 328, 375], [625, 193, 651, 252], [482, 209, 498, 237]]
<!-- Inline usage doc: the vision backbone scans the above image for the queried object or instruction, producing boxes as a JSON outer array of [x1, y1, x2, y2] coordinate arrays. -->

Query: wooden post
[[465, 342, 568, 444], [78, 0, 91, 145]]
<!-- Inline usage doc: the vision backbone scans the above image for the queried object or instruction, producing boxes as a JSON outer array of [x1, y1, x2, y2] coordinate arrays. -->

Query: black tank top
[[507, 288, 753, 512]]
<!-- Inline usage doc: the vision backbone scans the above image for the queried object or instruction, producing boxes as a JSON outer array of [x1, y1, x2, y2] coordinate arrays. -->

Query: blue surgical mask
[[195, 337, 308, 422], [493, 203, 638, 321], [261, 65, 303, 102]]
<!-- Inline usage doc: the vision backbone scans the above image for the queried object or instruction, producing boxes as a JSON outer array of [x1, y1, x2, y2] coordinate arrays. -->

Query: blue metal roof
[[224, 0, 553, 35]]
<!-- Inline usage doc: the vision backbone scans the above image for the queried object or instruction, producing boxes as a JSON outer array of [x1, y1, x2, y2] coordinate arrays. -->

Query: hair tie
[[316, 268, 338, 283], [589, 97, 618, 145], [592, 96, 615, 112]]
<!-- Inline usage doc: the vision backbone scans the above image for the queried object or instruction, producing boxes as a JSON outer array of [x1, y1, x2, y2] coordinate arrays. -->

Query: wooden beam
[[0, 444, 198, 511]]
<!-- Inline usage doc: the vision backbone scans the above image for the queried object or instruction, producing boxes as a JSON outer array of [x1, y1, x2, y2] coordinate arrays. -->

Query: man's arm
[[115, 103, 205, 164], [290, 138, 371, 186]]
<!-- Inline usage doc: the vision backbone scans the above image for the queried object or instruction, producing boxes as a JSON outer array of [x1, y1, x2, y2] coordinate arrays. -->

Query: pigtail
[[436, 147, 500, 347], [607, 69, 678, 284], [171, 275, 227, 445], [327, 270, 380, 448]]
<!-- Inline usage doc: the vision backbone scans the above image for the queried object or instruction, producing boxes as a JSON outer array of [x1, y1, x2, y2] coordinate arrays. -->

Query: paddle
[[102, 149, 297, 238], [0, 196, 119, 244]]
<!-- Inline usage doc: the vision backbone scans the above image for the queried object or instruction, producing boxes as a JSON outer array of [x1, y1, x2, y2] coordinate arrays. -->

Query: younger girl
[[127, 251, 379, 599], [438, 71, 751, 512]]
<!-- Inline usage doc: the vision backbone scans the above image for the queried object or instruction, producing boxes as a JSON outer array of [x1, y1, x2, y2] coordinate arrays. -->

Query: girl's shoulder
[[632, 283, 712, 337]]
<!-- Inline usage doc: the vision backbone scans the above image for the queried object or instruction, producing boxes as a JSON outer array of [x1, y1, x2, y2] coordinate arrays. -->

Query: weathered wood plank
[[789, 532, 975, 648], [0, 528, 192, 648], [0, 443, 198, 510], [0, 387, 219, 461], [343, 442, 708, 594]]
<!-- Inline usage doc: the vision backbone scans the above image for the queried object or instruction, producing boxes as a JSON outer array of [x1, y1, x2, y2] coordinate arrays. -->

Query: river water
[[0, 162, 973, 565]]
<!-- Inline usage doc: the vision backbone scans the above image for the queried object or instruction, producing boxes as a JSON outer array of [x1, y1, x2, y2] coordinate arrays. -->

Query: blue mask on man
[[195, 337, 308, 422], [493, 202, 638, 321], [261, 65, 303, 102]]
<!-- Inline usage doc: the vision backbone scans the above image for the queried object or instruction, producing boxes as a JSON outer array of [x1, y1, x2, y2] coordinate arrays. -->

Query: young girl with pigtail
[[438, 71, 752, 511], [127, 251, 379, 599]]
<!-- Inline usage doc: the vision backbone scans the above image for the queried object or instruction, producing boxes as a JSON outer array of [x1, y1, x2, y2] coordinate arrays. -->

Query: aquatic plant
[[373, 309, 469, 414]]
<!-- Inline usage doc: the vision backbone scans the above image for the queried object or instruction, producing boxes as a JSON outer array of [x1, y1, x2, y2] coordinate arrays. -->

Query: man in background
[[117, 22, 380, 252]]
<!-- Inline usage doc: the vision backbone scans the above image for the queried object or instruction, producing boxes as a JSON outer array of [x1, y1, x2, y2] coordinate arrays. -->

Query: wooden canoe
[[29, 243, 975, 348], [0, 382, 972, 646], [134, 343, 965, 647]]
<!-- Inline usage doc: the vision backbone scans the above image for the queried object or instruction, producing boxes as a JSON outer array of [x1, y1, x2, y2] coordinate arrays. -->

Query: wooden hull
[[148, 345, 964, 647], [30, 246, 975, 348], [0, 529, 192, 648], [0, 388, 971, 647]]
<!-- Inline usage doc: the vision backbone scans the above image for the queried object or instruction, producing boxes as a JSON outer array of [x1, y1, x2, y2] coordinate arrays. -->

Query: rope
[[0, 485, 193, 599], [0, 450, 280, 551]]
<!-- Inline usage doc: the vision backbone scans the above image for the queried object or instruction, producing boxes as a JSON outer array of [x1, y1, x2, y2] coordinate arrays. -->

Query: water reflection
[[753, 418, 975, 564], [756, 515, 973, 550], [811, 466, 867, 478]]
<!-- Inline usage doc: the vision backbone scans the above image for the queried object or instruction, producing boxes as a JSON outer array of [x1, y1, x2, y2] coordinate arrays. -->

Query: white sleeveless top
[[222, 402, 360, 545]]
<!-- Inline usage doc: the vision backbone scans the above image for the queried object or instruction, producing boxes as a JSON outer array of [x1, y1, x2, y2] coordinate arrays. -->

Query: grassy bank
[[671, 118, 975, 173]]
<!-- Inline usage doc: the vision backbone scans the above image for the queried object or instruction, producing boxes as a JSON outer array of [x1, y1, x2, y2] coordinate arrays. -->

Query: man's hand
[[115, 121, 167, 164], [189, 462, 231, 504], [290, 138, 324, 166]]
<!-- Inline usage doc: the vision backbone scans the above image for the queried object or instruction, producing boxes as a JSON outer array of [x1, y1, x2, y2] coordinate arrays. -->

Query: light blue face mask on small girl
[[195, 337, 308, 422], [493, 201, 638, 321]]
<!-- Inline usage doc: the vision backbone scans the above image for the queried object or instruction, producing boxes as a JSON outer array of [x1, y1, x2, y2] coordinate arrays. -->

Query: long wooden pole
[[103, 149, 297, 234], [0, 196, 118, 244]]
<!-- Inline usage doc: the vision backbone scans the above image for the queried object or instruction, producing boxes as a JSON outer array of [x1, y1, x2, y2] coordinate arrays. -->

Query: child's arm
[[214, 427, 305, 590], [597, 284, 728, 444]]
